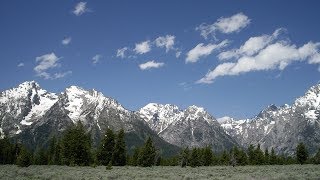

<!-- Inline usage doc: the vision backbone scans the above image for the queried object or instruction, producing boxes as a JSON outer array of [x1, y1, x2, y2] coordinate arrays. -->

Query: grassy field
[[0, 165, 319, 180]]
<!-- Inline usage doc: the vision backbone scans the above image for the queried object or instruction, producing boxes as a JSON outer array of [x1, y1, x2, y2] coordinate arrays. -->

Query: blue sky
[[1, 0, 320, 119]]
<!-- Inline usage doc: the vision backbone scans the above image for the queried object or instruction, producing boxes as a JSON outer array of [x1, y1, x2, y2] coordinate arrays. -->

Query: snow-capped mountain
[[219, 84, 320, 155], [0, 81, 180, 156], [138, 103, 237, 152], [2, 81, 319, 155], [0, 81, 58, 135]]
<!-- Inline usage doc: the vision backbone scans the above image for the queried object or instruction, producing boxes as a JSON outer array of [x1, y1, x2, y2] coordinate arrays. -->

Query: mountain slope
[[219, 84, 320, 155], [0, 81, 180, 156], [138, 104, 237, 152]]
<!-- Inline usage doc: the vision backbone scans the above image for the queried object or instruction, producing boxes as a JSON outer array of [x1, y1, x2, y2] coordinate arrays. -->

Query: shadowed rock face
[[219, 84, 320, 155]]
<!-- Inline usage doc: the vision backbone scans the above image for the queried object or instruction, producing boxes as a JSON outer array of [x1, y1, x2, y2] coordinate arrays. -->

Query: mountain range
[[0, 81, 319, 155]]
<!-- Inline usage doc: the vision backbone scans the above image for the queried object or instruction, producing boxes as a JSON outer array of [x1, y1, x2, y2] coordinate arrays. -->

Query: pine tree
[[131, 147, 140, 166], [270, 147, 277, 165], [264, 148, 270, 165], [247, 144, 255, 165], [33, 147, 48, 165], [53, 140, 62, 165], [180, 147, 190, 167], [312, 148, 320, 164], [254, 144, 265, 165], [296, 142, 308, 165], [47, 136, 56, 165], [61, 121, 92, 166], [220, 150, 230, 165], [189, 148, 200, 167], [16, 146, 31, 167], [202, 146, 213, 166], [0, 136, 15, 164], [237, 148, 248, 166], [138, 137, 156, 167], [97, 128, 115, 165], [112, 129, 126, 166]]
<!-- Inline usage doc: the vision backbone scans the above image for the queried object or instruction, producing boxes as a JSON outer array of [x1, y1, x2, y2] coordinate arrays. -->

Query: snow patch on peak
[[217, 116, 233, 123], [64, 86, 127, 122], [294, 84, 320, 108], [184, 105, 213, 123]]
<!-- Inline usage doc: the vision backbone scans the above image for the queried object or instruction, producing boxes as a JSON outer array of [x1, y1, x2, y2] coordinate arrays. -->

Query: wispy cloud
[[196, 12, 250, 39], [62, 37, 72, 45], [178, 82, 192, 91], [155, 35, 175, 52], [186, 40, 229, 63], [92, 54, 102, 64], [73, 2, 89, 16], [34, 53, 71, 80], [139, 60, 164, 70], [17, 63, 24, 67], [134, 41, 151, 54], [218, 28, 284, 61], [116, 47, 128, 58], [197, 39, 320, 84], [53, 71, 72, 79], [176, 51, 182, 58]]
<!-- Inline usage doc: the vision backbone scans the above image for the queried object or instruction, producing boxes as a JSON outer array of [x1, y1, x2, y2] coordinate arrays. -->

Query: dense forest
[[1, 121, 320, 168]]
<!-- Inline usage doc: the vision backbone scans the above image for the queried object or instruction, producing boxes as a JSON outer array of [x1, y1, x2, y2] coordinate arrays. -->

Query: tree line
[[178, 143, 318, 167], [1, 122, 320, 167]]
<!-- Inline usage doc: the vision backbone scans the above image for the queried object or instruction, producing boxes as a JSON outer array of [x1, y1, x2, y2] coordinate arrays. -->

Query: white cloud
[[134, 40, 151, 54], [34, 53, 60, 73], [197, 41, 320, 84], [155, 35, 175, 52], [92, 54, 102, 64], [34, 53, 71, 80], [197, 12, 250, 39], [53, 71, 72, 79], [73, 2, 89, 16], [17, 63, 24, 67], [116, 47, 128, 58], [218, 28, 284, 60], [139, 60, 164, 70], [176, 51, 182, 58], [62, 37, 72, 45], [186, 40, 229, 63]]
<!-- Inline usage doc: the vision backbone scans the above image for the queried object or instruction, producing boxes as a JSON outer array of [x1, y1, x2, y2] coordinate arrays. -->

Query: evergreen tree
[[230, 146, 238, 167], [33, 147, 48, 165], [189, 148, 200, 167], [154, 152, 161, 166], [254, 144, 265, 165], [16, 146, 31, 167], [53, 140, 62, 165], [0, 136, 15, 164], [61, 121, 92, 166], [112, 129, 126, 166], [47, 136, 56, 165], [138, 136, 156, 167], [237, 148, 248, 166], [247, 144, 255, 165], [202, 146, 213, 166], [264, 148, 270, 165], [312, 148, 320, 164], [220, 150, 230, 165], [180, 147, 190, 167], [97, 128, 115, 165], [296, 142, 308, 165], [131, 147, 140, 166], [270, 147, 277, 165]]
